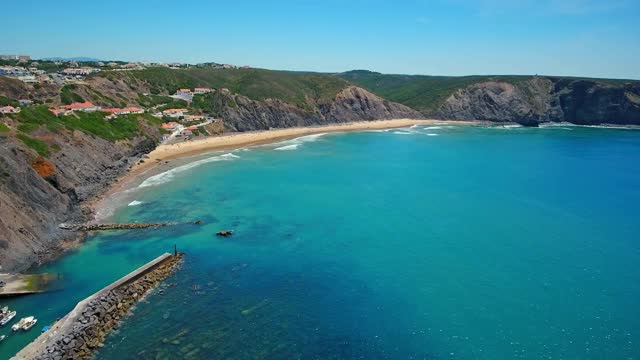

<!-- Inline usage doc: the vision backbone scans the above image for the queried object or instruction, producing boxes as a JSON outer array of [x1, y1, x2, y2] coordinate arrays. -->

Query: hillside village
[[0, 55, 255, 144], [0, 54, 248, 85], [0, 82, 225, 145]]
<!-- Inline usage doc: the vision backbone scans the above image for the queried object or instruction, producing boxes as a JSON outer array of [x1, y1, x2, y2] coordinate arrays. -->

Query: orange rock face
[[31, 157, 56, 178]]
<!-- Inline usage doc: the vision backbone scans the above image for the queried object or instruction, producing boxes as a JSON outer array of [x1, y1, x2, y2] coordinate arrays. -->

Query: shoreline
[[42, 119, 464, 266], [106, 118, 479, 197]]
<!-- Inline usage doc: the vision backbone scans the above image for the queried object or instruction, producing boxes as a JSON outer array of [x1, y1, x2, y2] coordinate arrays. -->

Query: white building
[[176, 88, 192, 97]]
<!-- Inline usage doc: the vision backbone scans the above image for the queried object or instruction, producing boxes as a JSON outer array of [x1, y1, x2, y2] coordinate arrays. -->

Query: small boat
[[0, 311, 16, 326], [22, 317, 37, 331], [0, 334, 6, 343], [41, 325, 51, 333], [12, 316, 32, 331]]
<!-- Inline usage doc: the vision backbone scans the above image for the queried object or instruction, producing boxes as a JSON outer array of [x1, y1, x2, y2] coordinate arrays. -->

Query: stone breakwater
[[69, 223, 170, 231], [12, 253, 184, 360]]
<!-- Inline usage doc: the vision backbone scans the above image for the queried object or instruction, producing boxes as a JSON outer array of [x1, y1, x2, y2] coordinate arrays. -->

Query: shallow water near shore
[[2, 125, 640, 359]]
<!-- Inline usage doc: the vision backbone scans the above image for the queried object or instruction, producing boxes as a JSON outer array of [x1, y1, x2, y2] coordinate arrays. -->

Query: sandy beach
[[140, 119, 473, 171], [100, 118, 479, 201]]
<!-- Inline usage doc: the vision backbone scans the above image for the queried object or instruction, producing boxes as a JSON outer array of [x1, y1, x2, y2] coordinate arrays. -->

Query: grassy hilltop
[[336, 70, 532, 114], [98, 67, 351, 110], [337, 70, 635, 115]]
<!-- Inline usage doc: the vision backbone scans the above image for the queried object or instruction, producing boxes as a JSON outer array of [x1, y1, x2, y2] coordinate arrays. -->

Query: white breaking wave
[[128, 200, 144, 207], [426, 133, 439, 136], [275, 144, 299, 151], [270, 132, 327, 150], [138, 153, 240, 188], [582, 124, 640, 130], [424, 126, 443, 130], [393, 131, 414, 135], [538, 122, 574, 128], [538, 122, 639, 130]]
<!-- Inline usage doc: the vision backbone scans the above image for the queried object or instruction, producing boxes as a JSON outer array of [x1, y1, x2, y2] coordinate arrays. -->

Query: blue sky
[[2, 0, 639, 79]]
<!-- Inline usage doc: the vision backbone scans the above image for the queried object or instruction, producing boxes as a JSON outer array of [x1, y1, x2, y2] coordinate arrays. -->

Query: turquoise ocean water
[[1, 124, 639, 359]]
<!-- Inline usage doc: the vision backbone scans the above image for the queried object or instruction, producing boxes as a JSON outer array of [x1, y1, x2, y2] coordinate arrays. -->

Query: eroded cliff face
[[0, 125, 158, 272], [554, 79, 640, 125], [198, 86, 423, 132], [436, 78, 640, 126], [321, 86, 424, 123]]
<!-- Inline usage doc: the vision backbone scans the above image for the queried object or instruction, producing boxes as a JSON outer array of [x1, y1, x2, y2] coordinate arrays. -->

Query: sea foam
[[275, 144, 300, 151], [128, 200, 144, 207], [139, 153, 240, 188]]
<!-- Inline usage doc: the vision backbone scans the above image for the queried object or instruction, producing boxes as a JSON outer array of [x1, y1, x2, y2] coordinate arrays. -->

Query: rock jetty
[[12, 253, 183, 360], [59, 223, 170, 231]]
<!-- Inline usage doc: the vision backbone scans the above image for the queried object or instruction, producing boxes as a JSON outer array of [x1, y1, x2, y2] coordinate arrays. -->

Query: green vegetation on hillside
[[64, 112, 141, 140], [17, 122, 40, 133], [13, 105, 146, 142], [0, 95, 19, 107], [0, 123, 10, 133], [84, 87, 123, 107], [16, 133, 50, 157], [337, 71, 531, 114], [98, 67, 350, 110], [157, 99, 188, 111], [60, 85, 85, 105], [338, 70, 637, 115], [137, 94, 174, 107], [192, 93, 216, 114]]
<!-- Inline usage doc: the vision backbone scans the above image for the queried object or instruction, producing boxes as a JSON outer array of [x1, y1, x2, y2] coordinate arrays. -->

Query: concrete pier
[[12, 253, 183, 360], [0, 273, 55, 297]]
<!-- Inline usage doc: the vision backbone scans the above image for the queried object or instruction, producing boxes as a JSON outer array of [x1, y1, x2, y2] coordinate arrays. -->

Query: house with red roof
[[194, 87, 212, 94], [161, 122, 180, 130], [103, 108, 130, 115], [102, 107, 144, 116], [0, 105, 20, 114], [49, 108, 70, 116], [124, 107, 143, 114], [162, 108, 188, 118]]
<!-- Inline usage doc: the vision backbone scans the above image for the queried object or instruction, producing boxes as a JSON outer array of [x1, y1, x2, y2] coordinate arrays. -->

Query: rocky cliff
[[213, 86, 422, 132], [436, 77, 640, 126], [0, 122, 158, 271]]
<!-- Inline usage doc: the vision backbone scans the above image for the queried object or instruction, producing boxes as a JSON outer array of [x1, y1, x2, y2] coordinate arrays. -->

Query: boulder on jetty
[[216, 230, 234, 237]]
